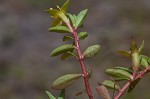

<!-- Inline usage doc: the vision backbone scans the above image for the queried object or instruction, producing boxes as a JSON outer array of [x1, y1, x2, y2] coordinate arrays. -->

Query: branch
[[114, 66, 150, 99]]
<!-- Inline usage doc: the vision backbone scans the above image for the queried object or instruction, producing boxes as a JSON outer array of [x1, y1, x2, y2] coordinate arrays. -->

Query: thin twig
[[114, 66, 150, 99]]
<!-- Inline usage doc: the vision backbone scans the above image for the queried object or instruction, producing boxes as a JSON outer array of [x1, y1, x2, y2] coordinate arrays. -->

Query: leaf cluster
[[98, 38, 150, 99]]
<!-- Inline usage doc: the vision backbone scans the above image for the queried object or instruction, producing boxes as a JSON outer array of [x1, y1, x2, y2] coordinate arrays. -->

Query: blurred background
[[0, 0, 150, 99]]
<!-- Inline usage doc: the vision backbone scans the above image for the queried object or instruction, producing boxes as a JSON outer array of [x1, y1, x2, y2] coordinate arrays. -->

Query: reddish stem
[[66, 23, 93, 99], [114, 66, 150, 99]]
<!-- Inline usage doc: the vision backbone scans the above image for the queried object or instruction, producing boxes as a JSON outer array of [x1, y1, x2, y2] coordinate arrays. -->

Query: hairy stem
[[114, 66, 150, 99], [66, 22, 93, 99]]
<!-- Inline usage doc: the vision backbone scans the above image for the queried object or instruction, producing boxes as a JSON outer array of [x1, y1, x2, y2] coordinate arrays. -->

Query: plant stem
[[114, 66, 150, 99], [114, 82, 130, 99], [66, 22, 93, 99]]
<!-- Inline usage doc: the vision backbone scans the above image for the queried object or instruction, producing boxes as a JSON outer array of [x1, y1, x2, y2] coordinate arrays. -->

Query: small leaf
[[50, 44, 74, 56], [102, 80, 120, 90], [117, 50, 131, 58], [138, 40, 144, 55], [63, 36, 74, 41], [140, 55, 150, 64], [46, 0, 70, 24], [68, 13, 77, 27], [52, 18, 62, 26], [114, 67, 132, 74], [46, 8, 60, 18], [96, 84, 111, 99], [58, 12, 70, 24], [128, 78, 141, 93], [58, 89, 65, 99], [76, 9, 88, 28], [83, 45, 101, 58], [114, 77, 131, 82], [61, 52, 72, 60], [49, 26, 71, 33], [61, 52, 77, 60], [131, 37, 138, 53], [61, 0, 70, 13], [105, 69, 133, 81], [45, 91, 56, 99], [78, 32, 88, 40], [51, 74, 82, 90], [132, 53, 140, 68], [87, 69, 92, 79], [140, 57, 149, 68]]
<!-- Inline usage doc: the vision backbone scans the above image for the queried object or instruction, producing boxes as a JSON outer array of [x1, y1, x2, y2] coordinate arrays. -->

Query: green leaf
[[52, 18, 62, 26], [105, 69, 133, 81], [58, 89, 65, 99], [46, 0, 70, 24], [49, 26, 71, 33], [61, 51, 77, 60], [138, 40, 144, 55], [140, 57, 149, 68], [68, 13, 77, 27], [61, 0, 70, 13], [114, 77, 131, 82], [61, 52, 72, 60], [102, 80, 120, 90], [131, 37, 138, 53], [78, 32, 88, 40], [128, 78, 141, 93], [46, 8, 60, 18], [114, 67, 132, 74], [83, 45, 101, 58], [87, 69, 92, 79], [63, 36, 74, 41], [45, 91, 56, 99], [50, 44, 74, 56], [76, 9, 88, 28], [96, 84, 111, 99], [117, 50, 131, 58], [140, 55, 150, 64], [132, 53, 140, 67], [58, 13, 70, 24], [51, 74, 82, 90]]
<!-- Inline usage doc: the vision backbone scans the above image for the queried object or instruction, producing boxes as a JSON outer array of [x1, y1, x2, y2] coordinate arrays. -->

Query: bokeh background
[[0, 0, 150, 99]]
